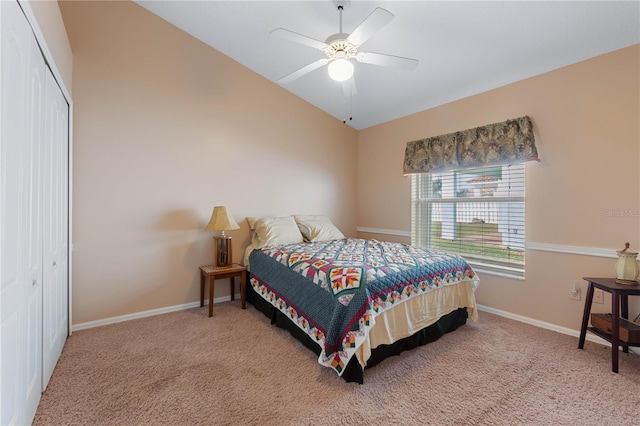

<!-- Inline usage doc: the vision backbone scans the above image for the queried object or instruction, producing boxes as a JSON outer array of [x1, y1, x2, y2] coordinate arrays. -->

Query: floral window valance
[[403, 116, 539, 174]]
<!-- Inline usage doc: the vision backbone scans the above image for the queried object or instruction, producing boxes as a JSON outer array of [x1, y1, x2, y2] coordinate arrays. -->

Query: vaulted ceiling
[[135, 1, 640, 130]]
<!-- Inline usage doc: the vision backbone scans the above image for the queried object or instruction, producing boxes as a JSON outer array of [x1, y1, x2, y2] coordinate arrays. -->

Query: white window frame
[[411, 164, 526, 279]]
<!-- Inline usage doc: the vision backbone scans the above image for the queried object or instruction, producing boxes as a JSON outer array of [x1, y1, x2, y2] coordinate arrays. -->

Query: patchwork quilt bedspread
[[249, 238, 477, 376]]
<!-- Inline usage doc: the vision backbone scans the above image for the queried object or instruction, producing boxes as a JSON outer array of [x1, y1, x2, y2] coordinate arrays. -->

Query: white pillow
[[294, 215, 345, 242], [253, 216, 303, 248]]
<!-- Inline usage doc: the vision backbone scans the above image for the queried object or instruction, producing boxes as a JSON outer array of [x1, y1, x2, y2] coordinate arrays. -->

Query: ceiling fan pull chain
[[349, 79, 353, 121], [343, 91, 347, 124], [338, 5, 343, 33], [342, 79, 354, 124], [342, 83, 348, 123]]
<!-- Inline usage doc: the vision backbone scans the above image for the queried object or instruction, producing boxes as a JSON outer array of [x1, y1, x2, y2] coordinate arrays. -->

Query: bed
[[244, 215, 479, 384]]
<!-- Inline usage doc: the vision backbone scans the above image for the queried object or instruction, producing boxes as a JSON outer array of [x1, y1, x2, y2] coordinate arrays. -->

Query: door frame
[[18, 0, 73, 335]]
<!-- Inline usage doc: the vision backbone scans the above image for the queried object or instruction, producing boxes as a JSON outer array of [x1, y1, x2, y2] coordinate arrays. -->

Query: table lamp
[[205, 206, 240, 268]]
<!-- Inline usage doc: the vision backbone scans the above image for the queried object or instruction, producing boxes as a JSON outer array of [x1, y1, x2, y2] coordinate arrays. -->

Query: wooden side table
[[199, 264, 247, 317], [578, 277, 640, 372]]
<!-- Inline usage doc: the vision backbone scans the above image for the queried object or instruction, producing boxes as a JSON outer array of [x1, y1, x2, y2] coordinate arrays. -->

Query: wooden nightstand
[[199, 264, 247, 317], [578, 277, 640, 372]]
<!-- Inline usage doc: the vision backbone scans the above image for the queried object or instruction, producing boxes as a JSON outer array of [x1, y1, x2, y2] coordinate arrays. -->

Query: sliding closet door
[[42, 69, 69, 390], [0, 0, 45, 424], [23, 22, 46, 419], [0, 3, 30, 422]]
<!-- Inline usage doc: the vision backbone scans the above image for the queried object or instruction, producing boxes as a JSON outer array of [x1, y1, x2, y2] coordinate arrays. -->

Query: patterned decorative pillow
[[252, 216, 303, 248], [246, 216, 259, 230], [294, 215, 345, 242]]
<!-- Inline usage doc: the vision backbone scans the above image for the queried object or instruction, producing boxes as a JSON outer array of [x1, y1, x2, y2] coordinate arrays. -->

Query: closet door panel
[[0, 11, 28, 422], [0, 1, 44, 424], [42, 69, 68, 390], [24, 23, 45, 413]]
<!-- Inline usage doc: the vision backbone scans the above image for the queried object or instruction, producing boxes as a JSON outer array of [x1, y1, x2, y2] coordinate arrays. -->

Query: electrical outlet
[[570, 282, 581, 301], [593, 289, 604, 304]]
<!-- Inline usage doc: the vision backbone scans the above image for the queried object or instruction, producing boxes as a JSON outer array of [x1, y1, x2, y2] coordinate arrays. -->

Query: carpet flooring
[[33, 301, 640, 425]]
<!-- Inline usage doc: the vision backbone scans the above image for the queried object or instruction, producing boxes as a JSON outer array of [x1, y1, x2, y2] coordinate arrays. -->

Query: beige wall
[[57, 0, 639, 331], [59, 1, 357, 324], [27, 0, 73, 95], [357, 45, 640, 330]]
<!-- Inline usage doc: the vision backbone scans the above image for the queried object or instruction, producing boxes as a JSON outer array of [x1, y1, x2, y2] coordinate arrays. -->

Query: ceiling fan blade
[[341, 77, 357, 97], [278, 58, 329, 84], [346, 8, 394, 46], [356, 52, 419, 71], [271, 28, 328, 51]]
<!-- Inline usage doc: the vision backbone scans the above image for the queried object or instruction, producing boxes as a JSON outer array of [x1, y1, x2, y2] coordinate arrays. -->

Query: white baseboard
[[72, 297, 638, 356], [72, 293, 241, 332], [477, 304, 640, 355]]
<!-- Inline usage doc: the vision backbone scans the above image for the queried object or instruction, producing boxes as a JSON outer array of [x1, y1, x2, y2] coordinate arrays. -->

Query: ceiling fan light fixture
[[328, 58, 354, 82]]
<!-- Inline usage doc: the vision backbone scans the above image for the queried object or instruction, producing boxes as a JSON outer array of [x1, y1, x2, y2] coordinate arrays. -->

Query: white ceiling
[[134, 1, 640, 130]]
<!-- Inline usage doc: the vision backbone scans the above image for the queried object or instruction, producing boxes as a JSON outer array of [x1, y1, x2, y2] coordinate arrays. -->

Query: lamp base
[[615, 278, 638, 286], [213, 236, 233, 268]]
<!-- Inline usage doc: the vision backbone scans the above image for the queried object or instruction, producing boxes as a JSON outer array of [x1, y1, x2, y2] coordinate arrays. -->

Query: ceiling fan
[[272, 4, 419, 87]]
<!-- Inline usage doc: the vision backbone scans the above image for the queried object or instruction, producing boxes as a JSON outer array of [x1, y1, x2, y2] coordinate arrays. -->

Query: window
[[411, 164, 526, 279]]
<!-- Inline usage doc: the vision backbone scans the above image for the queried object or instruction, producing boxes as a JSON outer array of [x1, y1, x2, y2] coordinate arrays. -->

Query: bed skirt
[[245, 281, 469, 384]]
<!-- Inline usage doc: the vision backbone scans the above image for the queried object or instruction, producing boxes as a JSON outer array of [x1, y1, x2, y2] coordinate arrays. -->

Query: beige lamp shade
[[205, 206, 240, 232]]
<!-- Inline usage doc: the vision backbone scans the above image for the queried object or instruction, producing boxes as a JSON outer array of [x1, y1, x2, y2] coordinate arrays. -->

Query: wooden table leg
[[209, 276, 214, 318], [241, 272, 246, 309], [611, 290, 619, 373], [578, 281, 594, 349], [621, 294, 629, 354], [200, 272, 205, 308], [230, 277, 235, 301]]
